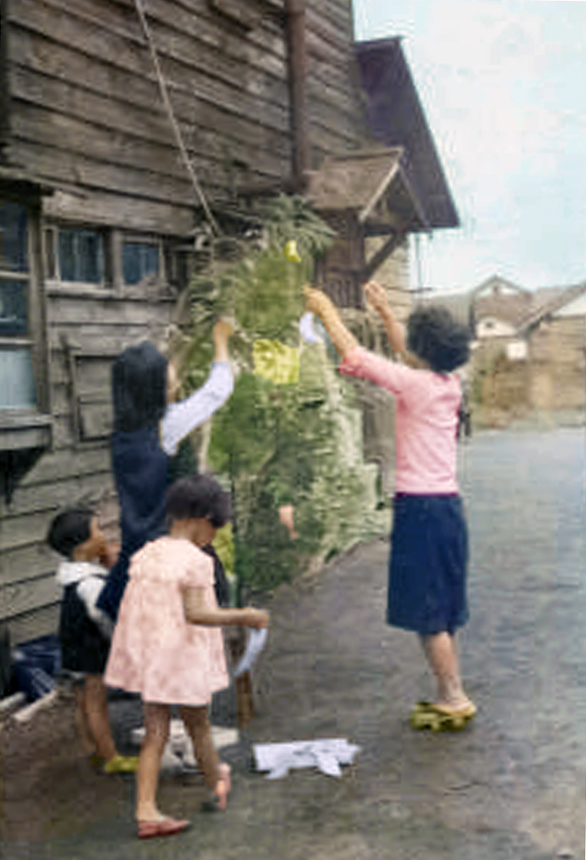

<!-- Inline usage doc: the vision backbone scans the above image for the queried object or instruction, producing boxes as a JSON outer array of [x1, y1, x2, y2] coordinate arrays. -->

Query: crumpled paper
[[234, 626, 268, 678], [253, 738, 360, 779]]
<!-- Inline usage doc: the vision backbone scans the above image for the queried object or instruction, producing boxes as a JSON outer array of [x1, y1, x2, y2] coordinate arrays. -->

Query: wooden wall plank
[[43, 189, 195, 234], [6, 604, 60, 645], [0, 543, 56, 587], [10, 77, 289, 178], [2, 573, 60, 621], [10, 30, 290, 135], [1, 471, 113, 519], [10, 0, 288, 104]]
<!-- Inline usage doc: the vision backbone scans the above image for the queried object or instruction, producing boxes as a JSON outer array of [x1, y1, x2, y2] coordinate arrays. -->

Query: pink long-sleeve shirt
[[339, 346, 461, 495]]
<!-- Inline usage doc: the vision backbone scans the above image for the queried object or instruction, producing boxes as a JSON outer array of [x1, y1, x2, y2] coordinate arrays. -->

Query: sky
[[353, 0, 586, 293]]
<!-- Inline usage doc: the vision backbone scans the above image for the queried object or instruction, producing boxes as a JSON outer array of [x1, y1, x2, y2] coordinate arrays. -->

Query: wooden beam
[[363, 232, 405, 281]]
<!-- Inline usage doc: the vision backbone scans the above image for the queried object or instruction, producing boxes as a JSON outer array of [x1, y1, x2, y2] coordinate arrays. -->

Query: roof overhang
[[0, 164, 56, 198], [355, 38, 459, 231], [305, 148, 430, 235]]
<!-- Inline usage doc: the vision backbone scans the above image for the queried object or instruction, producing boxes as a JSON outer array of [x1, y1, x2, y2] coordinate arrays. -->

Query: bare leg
[[74, 683, 96, 756], [420, 633, 474, 710], [179, 705, 219, 791], [83, 675, 117, 761], [136, 702, 171, 822]]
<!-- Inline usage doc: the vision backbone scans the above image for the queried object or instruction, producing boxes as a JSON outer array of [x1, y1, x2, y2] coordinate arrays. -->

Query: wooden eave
[[0, 164, 55, 199], [355, 38, 459, 231], [305, 149, 429, 234]]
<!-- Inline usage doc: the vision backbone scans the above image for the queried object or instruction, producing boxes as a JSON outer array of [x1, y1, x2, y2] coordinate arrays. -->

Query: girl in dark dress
[[98, 322, 233, 621]]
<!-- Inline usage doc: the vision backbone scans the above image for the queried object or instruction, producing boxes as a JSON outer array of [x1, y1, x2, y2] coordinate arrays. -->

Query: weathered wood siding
[[1, 0, 377, 643], [5, 0, 292, 223], [306, 0, 366, 164], [5, 0, 366, 225], [1, 286, 177, 644]]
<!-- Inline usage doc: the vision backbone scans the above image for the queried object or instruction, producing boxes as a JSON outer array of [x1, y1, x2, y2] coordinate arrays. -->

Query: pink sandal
[[137, 817, 190, 839]]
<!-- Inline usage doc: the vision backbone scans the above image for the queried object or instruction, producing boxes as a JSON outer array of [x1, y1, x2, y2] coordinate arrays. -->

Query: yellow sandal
[[410, 701, 476, 732]]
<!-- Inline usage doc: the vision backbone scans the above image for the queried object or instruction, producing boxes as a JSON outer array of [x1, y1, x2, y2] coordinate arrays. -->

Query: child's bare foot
[[137, 816, 190, 839], [214, 763, 231, 810]]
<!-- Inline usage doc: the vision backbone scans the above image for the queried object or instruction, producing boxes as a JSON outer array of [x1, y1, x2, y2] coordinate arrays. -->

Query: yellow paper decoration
[[253, 339, 300, 385], [284, 240, 302, 263]]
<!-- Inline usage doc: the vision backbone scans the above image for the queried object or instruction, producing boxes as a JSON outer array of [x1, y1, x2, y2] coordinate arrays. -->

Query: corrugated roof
[[355, 38, 459, 230]]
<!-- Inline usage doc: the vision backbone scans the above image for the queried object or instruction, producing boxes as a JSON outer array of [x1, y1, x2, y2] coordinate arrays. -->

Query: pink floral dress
[[105, 537, 229, 705]]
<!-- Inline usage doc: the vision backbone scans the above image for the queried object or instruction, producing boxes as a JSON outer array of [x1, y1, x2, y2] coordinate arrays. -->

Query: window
[[0, 200, 37, 409], [0, 190, 52, 501], [44, 225, 106, 286], [122, 240, 159, 286]]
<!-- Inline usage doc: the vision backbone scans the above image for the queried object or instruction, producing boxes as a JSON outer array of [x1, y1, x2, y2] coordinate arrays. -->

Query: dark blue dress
[[97, 427, 168, 621]]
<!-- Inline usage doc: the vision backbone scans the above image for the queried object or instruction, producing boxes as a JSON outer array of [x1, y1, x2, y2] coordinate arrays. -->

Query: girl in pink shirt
[[305, 283, 475, 731]]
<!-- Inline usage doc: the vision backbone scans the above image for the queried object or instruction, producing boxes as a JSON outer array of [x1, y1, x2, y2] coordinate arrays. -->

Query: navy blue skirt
[[387, 494, 468, 635]]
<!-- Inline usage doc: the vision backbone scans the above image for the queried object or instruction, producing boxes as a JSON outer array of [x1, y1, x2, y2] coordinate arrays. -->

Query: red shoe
[[137, 817, 191, 839]]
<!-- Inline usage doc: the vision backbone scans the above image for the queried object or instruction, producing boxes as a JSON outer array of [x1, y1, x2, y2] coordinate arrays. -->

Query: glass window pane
[[0, 349, 37, 409], [0, 201, 28, 272], [123, 242, 159, 285], [0, 281, 28, 335], [58, 228, 104, 283]]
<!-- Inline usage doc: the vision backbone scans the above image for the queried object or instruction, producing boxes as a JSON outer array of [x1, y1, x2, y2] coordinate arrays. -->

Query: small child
[[46, 508, 138, 773], [104, 475, 269, 839], [305, 282, 475, 731]]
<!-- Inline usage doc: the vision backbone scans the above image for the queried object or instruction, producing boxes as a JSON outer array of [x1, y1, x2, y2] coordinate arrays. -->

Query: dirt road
[[2, 427, 584, 859]]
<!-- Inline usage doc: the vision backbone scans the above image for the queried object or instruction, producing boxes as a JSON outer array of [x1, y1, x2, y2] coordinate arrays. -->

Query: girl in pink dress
[[105, 475, 269, 839]]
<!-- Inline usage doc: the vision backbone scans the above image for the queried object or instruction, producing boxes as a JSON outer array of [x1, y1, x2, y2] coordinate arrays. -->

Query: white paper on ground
[[233, 626, 268, 678], [253, 738, 360, 779]]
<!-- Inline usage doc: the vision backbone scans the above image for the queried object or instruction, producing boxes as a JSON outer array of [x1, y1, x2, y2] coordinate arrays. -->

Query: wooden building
[[425, 276, 586, 422], [0, 1, 458, 644]]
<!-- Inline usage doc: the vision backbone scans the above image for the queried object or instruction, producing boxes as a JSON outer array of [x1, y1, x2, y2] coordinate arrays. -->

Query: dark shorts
[[387, 493, 469, 636]]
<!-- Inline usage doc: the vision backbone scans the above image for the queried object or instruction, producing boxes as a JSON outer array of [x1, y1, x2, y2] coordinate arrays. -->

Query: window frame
[[0, 183, 52, 455], [43, 222, 110, 292]]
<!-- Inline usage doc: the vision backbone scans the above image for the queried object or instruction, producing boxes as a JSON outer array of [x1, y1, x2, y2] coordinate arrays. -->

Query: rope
[[132, 0, 221, 236]]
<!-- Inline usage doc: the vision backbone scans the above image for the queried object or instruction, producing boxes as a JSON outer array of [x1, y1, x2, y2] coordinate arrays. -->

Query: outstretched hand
[[364, 281, 390, 314], [244, 608, 270, 629], [303, 285, 332, 317], [213, 320, 234, 342]]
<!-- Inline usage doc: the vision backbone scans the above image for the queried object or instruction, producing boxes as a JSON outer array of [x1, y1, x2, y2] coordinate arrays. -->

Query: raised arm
[[364, 281, 406, 357], [303, 287, 358, 362], [183, 587, 269, 628], [161, 321, 234, 455]]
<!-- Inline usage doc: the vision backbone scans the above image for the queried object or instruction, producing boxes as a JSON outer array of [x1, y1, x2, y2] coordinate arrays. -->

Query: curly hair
[[166, 475, 232, 528], [407, 305, 470, 373]]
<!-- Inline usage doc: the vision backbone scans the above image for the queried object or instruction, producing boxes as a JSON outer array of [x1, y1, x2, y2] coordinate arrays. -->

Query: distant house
[[0, 2, 458, 643], [424, 275, 586, 420]]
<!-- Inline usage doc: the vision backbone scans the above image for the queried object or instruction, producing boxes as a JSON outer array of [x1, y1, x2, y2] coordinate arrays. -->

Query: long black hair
[[407, 306, 470, 373], [112, 342, 168, 432]]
